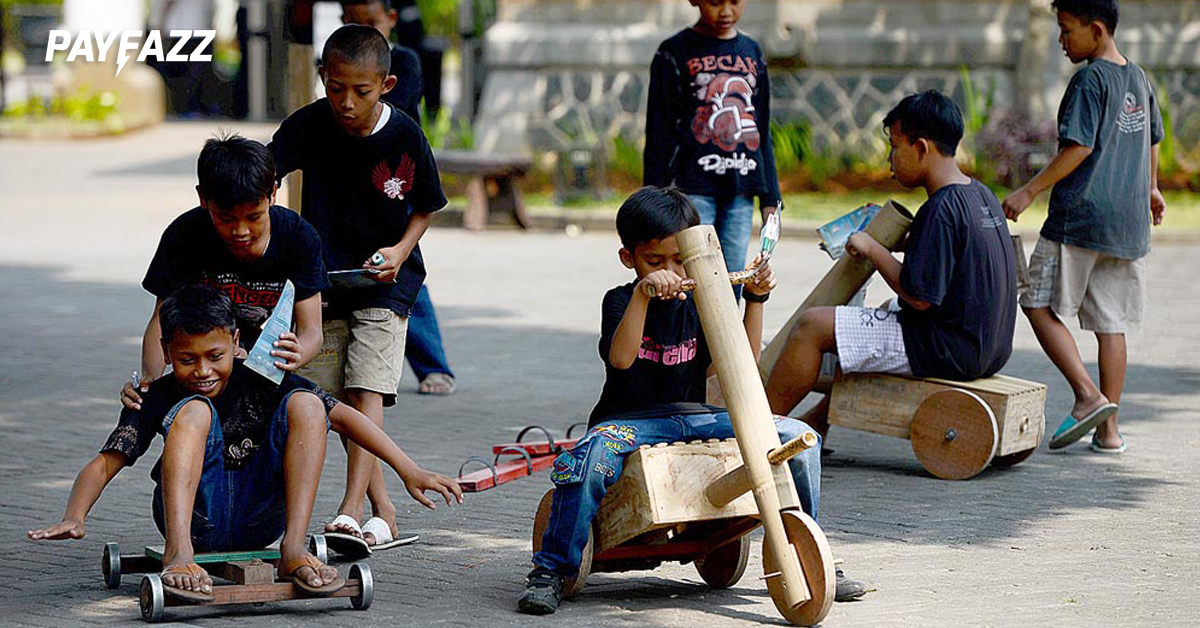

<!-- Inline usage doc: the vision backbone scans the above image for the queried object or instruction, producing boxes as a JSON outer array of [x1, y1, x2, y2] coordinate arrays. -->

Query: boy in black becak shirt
[[30, 286, 460, 602], [121, 134, 329, 412], [517, 187, 864, 615], [644, 0, 781, 285], [270, 24, 447, 552], [765, 91, 1018, 441]]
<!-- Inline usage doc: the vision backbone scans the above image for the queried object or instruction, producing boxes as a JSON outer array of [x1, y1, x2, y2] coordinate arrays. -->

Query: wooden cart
[[101, 536, 372, 622]]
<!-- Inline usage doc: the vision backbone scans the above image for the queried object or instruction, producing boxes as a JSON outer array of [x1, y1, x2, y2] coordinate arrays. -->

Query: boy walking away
[[29, 286, 461, 600], [122, 134, 329, 412], [1002, 0, 1163, 454], [644, 0, 781, 284], [270, 24, 448, 553], [766, 92, 1018, 445], [340, 0, 459, 397], [516, 187, 864, 615]]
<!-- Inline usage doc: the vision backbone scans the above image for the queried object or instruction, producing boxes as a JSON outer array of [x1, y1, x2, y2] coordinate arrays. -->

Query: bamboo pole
[[706, 432, 818, 508], [677, 225, 811, 610]]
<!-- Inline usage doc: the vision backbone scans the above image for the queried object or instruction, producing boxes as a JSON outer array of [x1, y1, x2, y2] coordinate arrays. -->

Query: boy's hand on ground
[[745, 254, 777, 296], [1151, 188, 1166, 226], [1002, 188, 1034, 221], [365, 246, 406, 283], [271, 332, 304, 371], [120, 376, 154, 410], [639, 270, 688, 300], [403, 470, 464, 509], [28, 518, 85, 541], [846, 232, 879, 262]]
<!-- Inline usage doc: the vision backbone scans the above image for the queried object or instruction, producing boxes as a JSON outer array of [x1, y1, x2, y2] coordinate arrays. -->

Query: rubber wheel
[[102, 542, 121, 589], [531, 488, 593, 598], [309, 534, 329, 565], [694, 535, 750, 589], [349, 562, 373, 610], [140, 574, 165, 622], [762, 511, 835, 627], [910, 389, 998, 480]]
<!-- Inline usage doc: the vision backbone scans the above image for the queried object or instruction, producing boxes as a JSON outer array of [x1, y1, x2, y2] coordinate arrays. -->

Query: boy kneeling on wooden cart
[[28, 286, 460, 614], [517, 187, 867, 617]]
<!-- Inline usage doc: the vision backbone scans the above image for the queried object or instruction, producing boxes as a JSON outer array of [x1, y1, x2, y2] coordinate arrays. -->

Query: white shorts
[[834, 301, 912, 375]]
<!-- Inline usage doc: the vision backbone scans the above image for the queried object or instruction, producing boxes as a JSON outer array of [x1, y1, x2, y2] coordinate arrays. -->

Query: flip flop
[[362, 516, 419, 550], [418, 373, 456, 395], [279, 554, 345, 596], [1048, 402, 1118, 450], [1089, 434, 1127, 454], [323, 514, 371, 558], [161, 563, 215, 603]]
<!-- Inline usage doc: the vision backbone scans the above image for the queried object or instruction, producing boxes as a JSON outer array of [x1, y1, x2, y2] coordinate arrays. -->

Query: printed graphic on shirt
[[200, 272, 283, 330], [637, 336, 699, 365], [686, 54, 762, 167], [371, 154, 415, 200], [1117, 91, 1147, 135]]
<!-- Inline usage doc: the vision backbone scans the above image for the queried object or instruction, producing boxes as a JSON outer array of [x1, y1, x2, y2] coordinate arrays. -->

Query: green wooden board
[[143, 546, 280, 563]]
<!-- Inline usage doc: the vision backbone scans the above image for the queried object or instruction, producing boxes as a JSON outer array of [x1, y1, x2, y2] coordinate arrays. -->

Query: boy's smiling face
[[321, 56, 397, 136], [1057, 11, 1102, 64], [163, 327, 239, 398], [620, 234, 688, 280], [200, 192, 273, 261]]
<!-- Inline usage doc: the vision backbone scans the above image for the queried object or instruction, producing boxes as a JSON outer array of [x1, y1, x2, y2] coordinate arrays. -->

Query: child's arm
[[643, 49, 676, 187], [366, 211, 432, 283], [270, 294, 323, 372], [846, 232, 933, 311], [610, 271, 689, 369], [740, 256, 777, 362], [756, 60, 782, 220], [1151, 144, 1166, 226], [1001, 142, 1093, 221], [27, 452, 127, 541], [328, 402, 462, 509], [122, 299, 166, 410]]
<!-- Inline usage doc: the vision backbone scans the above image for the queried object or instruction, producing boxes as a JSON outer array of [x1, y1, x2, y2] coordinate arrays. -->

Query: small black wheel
[[349, 562, 373, 610], [140, 574, 165, 622], [309, 534, 329, 564], [102, 542, 121, 589]]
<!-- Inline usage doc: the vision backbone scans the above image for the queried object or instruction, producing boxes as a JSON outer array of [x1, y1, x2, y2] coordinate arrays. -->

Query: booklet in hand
[[245, 280, 294, 385]]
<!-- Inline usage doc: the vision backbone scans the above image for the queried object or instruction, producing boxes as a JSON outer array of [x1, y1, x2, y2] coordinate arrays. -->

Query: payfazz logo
[[46, 30, 215, 77]]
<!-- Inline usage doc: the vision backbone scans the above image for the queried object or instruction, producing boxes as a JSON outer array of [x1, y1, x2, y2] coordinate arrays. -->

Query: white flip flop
[[361, 516, 419, 551], [323, 514, 371, 558]]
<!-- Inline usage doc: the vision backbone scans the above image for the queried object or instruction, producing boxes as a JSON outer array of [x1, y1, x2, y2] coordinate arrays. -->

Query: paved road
[[1, 123, 1197, 626]]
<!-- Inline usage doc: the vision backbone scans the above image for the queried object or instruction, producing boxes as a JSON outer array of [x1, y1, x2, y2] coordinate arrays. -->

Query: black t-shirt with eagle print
[[644, 28, 780, 207], [270, 100, 447, 317]]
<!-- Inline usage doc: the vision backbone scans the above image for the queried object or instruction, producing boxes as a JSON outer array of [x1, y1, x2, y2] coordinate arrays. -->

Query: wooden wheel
[[910, 389, 997, 480], [102, 542, 121, 589], [761, 511, 834, 627], [694, 535, 750, 589], [531, 488, 592, 598]]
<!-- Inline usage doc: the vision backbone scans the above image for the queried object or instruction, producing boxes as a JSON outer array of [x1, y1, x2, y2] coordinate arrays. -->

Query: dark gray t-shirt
[[1044, 59, 1164, 259]]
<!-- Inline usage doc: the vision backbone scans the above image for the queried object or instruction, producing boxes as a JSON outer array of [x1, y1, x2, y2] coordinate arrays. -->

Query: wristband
[[743, 291, 770, 303]]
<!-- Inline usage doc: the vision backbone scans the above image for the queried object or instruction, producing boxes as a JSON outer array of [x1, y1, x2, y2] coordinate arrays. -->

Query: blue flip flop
[[1089, 434, 1127, 454], [1048, 402, 1118, 450]]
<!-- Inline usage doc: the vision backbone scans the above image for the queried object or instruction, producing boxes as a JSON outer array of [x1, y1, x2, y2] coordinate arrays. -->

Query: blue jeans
[[532, 412, 821, 577], [405, 285, 455, 380], [689, 193, 756, 272], [150, 390, 328, 552]]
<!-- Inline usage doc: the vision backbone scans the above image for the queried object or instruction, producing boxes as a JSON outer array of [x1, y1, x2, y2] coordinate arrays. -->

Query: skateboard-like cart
[[101, 535, 373, 622]]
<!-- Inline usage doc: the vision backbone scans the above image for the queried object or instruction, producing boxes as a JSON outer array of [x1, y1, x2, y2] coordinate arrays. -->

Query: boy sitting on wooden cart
[[517, 186, 865, 615], [28, 285, 461, 601], [764, 91, 1019, 443]]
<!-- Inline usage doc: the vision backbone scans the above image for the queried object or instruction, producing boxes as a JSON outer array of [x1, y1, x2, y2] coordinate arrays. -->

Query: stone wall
[[474, 0, 1200, 163]]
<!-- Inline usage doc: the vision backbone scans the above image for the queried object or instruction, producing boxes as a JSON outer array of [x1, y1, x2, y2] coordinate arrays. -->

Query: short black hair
[[340, 0, 392, 10], [322, 23, 391, 77], [882, 90, 964, 157], [160, 285, 237, 345], [1052, 0, 1119, 34], [616, 186, 700, 250], [197, 132, 276, 210]]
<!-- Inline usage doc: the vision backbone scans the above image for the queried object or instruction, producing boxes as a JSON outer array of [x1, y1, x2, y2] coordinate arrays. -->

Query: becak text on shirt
[[685, 53, 761, 174]]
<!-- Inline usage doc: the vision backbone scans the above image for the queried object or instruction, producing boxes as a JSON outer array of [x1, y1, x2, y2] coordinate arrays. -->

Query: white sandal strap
[[327, 514, 362, 535], [361, 517, 393, 545]]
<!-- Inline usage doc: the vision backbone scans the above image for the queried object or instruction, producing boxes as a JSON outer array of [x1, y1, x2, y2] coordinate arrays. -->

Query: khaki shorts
[[298, 308, 408, 406], [1020, 238, 1144, 333]]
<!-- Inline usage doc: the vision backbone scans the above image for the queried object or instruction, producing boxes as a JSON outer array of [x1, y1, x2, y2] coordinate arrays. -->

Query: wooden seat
[[434, 149, 532, 230]]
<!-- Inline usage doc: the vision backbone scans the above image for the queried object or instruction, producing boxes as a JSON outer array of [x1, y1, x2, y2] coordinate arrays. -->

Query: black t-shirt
[[142, 205, 329, 348], [643, 28, 780, 206], [898, 180, 1017, 380], [100, 361, 339, 469], [270, 99, 447, 317], [588, 282, 720, 427], [384, 44, 423, 123]]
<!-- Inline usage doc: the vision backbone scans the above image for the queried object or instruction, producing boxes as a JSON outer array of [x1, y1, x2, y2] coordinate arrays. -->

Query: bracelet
[[743, 291, 770, 303]]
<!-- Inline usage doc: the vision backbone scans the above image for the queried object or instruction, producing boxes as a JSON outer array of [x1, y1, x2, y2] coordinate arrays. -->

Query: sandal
[[323, 514, 371, 558], [361, 516, 419, 550], [161, 563, 215, 603], [279, 554, 344, 596], [418, 373, 456, 395]]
